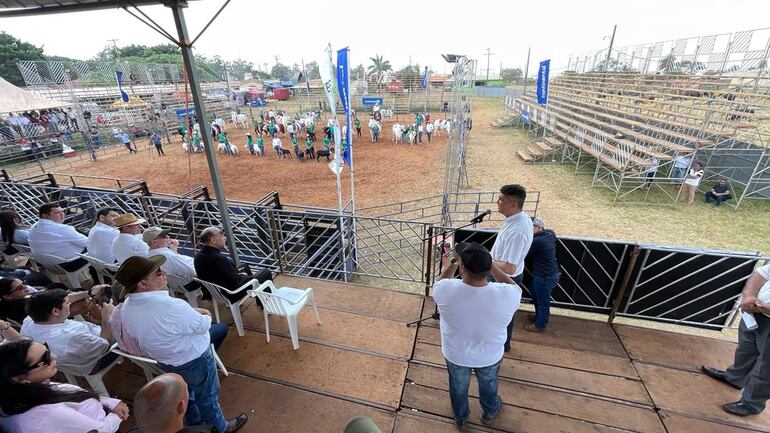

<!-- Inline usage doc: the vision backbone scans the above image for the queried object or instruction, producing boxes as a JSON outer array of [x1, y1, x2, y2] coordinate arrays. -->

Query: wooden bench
[[516, 150, 533, 162]]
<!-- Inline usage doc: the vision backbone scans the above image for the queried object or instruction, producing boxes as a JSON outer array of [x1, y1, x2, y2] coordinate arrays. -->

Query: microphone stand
[[406, 214, 490, 327]]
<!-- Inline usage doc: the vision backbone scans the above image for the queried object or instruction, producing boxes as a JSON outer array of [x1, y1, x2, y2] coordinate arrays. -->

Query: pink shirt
[[0, 382, 122, 433]]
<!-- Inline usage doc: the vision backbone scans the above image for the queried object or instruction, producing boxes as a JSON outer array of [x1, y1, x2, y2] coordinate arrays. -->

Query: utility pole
[[605, 25, 617, 71], [524, 47, 531, 93], [484, 48, 494, 80]]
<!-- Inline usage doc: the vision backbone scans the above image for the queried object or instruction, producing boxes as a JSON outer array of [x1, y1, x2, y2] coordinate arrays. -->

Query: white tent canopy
[[0, 76, 70, 113]]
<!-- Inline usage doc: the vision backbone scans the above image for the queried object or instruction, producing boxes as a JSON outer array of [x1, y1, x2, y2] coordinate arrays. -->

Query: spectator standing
[[117, 132, 136, 154], [701, 262, 770, 416], [704, 178, 733, 207], [490, 185, 533, 352], [680, 162, 704, 205], [433, 242, 520, 428], [425, 122, 433, 143], [87, 207, 121, 264], [526, 218, 560, 332], [151, 132, 165, 156], [672, 152, 692, 191]]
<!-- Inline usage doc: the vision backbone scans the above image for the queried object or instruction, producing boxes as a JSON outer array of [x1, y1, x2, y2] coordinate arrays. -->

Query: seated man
[[27, 203, 89, 271], [704, 178, 733, 207], [113, 256, 245, 433], [194, 226, 272, 303], [87, 207, 121, 264], [20, 288, 117, 375], [144, 227, 198, 290], [131, 373, 213, 433], [112, 213, 149, 264]]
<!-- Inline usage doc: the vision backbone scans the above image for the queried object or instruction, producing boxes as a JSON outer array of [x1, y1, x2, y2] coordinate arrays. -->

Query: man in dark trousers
[[193, 227, 272, 304], [525, 217, 560, 332]]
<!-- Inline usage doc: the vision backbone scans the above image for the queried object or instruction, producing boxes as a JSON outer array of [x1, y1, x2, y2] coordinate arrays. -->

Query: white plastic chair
[[77, 254, 117, 285], [29, 252, 89, 289], [166, 272, 203, 307], [109, 343, 228, 379], [0, 250, 19, 269], [193, 278, 254, 337], [247, 280, 321, 350], [59, 354, 123, 397], [10, 244, 37, 271]]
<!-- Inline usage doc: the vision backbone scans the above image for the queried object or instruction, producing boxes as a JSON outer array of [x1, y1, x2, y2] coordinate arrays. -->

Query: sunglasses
[[22, 342, 52, 373]]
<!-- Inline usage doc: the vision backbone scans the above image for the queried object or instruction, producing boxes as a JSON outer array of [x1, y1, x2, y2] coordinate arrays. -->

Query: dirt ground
[[71, 114, 450, 209]]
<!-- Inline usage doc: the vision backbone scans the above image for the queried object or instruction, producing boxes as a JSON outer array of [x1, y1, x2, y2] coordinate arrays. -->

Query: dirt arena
[[72, 114, 450, 209]]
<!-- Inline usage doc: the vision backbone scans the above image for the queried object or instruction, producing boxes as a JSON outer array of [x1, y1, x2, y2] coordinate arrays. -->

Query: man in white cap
[[112, 213, 149, 264]]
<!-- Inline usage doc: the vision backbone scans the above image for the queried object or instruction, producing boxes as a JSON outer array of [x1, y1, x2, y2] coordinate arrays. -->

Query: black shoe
[[722, 401, 761, 417], [225, 413, 248, 432], [503, 344, 510, 353], [527, 314, 536, 323], [701, 365, 741, 390]]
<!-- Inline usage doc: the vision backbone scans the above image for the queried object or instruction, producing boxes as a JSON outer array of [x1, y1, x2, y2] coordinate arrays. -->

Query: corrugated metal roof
[[0, 0, 191, 17]]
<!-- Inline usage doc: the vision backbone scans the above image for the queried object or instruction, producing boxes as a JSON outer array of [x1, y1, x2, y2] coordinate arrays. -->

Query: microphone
[[470, 209, 492, 224]]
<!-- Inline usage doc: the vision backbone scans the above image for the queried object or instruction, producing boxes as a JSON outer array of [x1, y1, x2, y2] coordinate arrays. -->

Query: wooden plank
[[274, 275, 423, 323], [218, 329, 408, 409], [615, 324, 736, 372], [417, 326, 638, 379], [401, 383, 637, 433], [406, 363, 664, 433], [394, 412, 489, 433], [660, 411, 769, 433], [217, 374, 396, 433], [536, 141, 552, 152], [635, 363, 770, 431], [526, 146, 544, 157], [516, 150, 533, 162], [240, 302, 416, 359], [544, 136, 562, 148], [413, 342, 651, 405]]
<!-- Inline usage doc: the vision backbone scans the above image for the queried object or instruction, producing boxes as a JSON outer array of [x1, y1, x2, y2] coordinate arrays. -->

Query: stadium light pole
[[170, 3, 240, 265]]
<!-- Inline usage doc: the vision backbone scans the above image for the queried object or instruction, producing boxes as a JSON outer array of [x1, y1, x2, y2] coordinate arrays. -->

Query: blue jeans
[[672, 166, 686, 182], [209, 323, 229, 351], [159, 348, 227, 433], [445, 358, 503, 424], [529, 275, 560, 329], [704, 192, 731, 206]]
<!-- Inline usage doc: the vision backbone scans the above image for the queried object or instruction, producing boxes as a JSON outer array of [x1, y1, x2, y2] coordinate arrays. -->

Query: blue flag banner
[[362, 97, 383, 106], [115, 71, 129, 103], [336, 48, 352, 168], [421, 66, 429, 89], [536, 60, 550, 105]]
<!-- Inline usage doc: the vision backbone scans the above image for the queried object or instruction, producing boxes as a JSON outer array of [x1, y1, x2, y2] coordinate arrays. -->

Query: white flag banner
[[328, 122, 344, 175], [320, 45, 337, 117]]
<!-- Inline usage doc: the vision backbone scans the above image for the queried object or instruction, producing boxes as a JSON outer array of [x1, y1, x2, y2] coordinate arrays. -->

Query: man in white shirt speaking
[[114, 255, 247, 433], [87, 207, 120, 264], [433, 242, 521, 429], [111, 213, 149, 264], [490, 184, 533, 352]]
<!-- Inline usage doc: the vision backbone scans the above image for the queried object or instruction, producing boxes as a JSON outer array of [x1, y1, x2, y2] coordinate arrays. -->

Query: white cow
[[231, 110, 238, 126], [392, 123, 404, 143], [218, 142, 240, 156], [236, 113, 248, 129]]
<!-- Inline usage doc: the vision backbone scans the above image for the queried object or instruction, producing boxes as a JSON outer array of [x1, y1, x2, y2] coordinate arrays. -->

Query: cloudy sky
[[2, 0, 770, 77]]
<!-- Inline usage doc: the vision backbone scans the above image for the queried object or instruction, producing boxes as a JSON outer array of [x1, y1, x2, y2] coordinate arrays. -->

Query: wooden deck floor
[[104, 276, 770, 433]]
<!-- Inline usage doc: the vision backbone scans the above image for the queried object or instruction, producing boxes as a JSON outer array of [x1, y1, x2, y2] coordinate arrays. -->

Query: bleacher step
[[535, 141, 552, 152], [526, 146, 544, 157], [517, 150, 534, 162]]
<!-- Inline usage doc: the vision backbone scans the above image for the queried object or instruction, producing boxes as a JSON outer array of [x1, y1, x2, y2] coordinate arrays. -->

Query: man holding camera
[[433, 242, 521, 429]]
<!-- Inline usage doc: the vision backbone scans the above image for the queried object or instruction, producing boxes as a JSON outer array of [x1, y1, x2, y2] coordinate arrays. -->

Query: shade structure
[[0, 76, 70, 113]]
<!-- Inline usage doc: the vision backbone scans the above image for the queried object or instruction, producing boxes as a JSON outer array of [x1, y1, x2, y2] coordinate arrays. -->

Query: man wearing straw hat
[[113, 256, 247, 432], [112, 213, 149, 264]]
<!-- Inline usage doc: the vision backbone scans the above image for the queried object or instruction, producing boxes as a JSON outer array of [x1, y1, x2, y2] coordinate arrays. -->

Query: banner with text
[[536, 59, 550, 105]]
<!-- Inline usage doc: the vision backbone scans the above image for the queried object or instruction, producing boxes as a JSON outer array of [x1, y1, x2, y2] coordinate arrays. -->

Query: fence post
[[424, 225, 434, 296], [608, 245, 641, 324], [267, 209, 285, 275]]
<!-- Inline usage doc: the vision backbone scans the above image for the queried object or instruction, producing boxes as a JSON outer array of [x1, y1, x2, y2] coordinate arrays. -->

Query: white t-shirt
[[684, 168, 704, 186], [491, 211, 534, 277], [674, 155, 691, 169], [754, 263, 770, 317], [112, 233, 149, 264], [21, 317, 110, 375], [433, 278, 521, 368]]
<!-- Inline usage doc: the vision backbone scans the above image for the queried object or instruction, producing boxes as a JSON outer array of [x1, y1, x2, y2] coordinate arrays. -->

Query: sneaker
[[224, 413, 248, 432], [481, 396, 503, 425], [454, 416, 469, 430]]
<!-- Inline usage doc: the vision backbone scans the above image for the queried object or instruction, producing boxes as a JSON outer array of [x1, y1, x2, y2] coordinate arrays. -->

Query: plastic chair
[[166, 272, 203, 307], [77, 254, 117, 285], [11, 244, 37, 271], [193, 278, 254, 337], [29, 252, 89, 289], [247, 280, 321, 350], [59, 354, 123, 397], [109, 343, 227, 380]]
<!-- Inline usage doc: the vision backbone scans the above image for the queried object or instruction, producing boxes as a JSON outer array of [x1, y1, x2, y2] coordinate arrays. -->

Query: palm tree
[[368, 54, 392, 85], [658, 54, 677, 73]]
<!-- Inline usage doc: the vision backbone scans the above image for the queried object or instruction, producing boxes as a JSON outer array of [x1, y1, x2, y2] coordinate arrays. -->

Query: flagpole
[[346, 48, 356, 218]]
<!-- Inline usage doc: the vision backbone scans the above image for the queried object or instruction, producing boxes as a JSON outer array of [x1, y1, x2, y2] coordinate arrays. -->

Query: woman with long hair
[[0, 340, 128, 432], [0, 210, 28, 254]]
